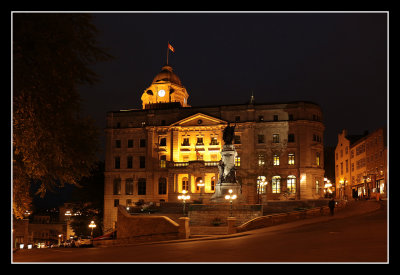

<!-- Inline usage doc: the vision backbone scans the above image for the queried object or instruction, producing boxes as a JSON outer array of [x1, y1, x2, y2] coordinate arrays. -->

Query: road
[[12, 200, 388, 263]]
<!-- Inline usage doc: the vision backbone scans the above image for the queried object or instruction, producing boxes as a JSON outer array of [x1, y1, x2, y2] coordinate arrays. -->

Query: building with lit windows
[[103, 64, 325, 231], [335, 128, 387, 200]]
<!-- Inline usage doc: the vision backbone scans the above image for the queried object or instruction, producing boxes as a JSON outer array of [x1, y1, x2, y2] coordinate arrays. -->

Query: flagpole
[[166, 41, 169, 65]]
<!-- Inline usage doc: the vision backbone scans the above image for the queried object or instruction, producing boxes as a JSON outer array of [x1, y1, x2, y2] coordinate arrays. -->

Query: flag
[[168, 43, 175, 53]]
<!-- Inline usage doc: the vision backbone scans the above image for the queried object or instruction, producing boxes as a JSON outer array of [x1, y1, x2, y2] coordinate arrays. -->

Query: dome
[[152, 65, 182, 86]]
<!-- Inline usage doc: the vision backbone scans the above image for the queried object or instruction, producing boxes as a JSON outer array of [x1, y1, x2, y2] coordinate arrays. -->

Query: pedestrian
[[328, 198, 335, 216]]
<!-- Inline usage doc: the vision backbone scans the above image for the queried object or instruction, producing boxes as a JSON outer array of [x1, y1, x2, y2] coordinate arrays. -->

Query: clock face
[[158, 89, 166, 97]]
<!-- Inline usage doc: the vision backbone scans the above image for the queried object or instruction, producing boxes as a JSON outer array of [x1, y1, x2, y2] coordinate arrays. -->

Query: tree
[[13, 13, 112, 219]]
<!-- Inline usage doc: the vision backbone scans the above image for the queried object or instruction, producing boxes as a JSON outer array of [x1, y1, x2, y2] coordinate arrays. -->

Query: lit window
[[287, 175, 296, 194], [182, 177, 189, 191], [258, 154, 265, 166], [288, 153, 295, 165], [257, 176, 267, 194], [272, 134, 280, 143], [272, 176, 281, 193], [273, 155, 280, 166], [235, 156, 241, 167]]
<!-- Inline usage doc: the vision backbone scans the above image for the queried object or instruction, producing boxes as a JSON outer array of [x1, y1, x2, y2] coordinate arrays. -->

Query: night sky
[[78, 12, 388, 159]]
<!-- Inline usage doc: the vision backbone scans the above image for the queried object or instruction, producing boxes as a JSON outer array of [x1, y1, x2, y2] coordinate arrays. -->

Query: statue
[[210, 122, 241, 203], [222, 122, 235, 145]]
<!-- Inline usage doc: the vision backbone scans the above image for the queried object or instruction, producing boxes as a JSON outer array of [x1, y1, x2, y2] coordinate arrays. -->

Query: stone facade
[[103, 64, 325, 232]]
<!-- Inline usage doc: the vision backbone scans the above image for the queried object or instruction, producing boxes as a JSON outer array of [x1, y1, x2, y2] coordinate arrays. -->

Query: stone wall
[[116, 205, 181, 243], [188, 204, 262, 226]]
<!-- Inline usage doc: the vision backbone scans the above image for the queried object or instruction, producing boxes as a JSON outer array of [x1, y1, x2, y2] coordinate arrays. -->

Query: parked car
[[75, 236, 92, 248]]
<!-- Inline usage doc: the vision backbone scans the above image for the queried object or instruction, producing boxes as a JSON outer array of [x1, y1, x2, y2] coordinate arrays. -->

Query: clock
[[158, 89, 166, 97]]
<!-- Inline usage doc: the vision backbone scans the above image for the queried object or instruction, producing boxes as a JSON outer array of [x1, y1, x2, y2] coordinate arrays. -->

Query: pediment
[[170, 113, 227, 127]]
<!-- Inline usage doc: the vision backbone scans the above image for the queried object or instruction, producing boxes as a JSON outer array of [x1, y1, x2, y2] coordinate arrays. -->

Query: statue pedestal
[[210, 182, 242, 203]]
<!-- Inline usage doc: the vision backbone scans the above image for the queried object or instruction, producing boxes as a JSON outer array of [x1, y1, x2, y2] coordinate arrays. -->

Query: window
[[182, 137, 190, 146], [258, 115, 264, 121], [160, 155, 167, 168], [273, 115, 278, 121], [258, 154, 265, 166], [288, 153, 295, 165], [114, 156, 120, 169], [158, 178, 167, 195], [257, 176, 267, 194], [316, 152, 320, 166], [125, 178, 133, 195], [235, 116, 240, 122], [272, 134, 280, 143], [287, 175, 296, 194], [289, 114, 294, 121], [345, 159, 348, 173], [138, 178, 146, 195], [235, 156, 241, 167], [211, 176, 216, 191], [258, 134, 265, 144], [114, 199, 119, 207], [272, 176, 281, 193], [234, 135, 241, 144], [182, 177, 189, 191], [115, 140, 121, 148], [196, 137, 204, 145], [340, 162, 343, 175], [128, 139, 134, 148], [273, 155, 280, 166], [288, 134, 295, 143], [140, 156, 145, 168], [316, 180, 320, 194], [140, 139, 146, 148], [113, 178, 121, 195], [210, 137, 219, 145], [127, 156, 133, 169], [159, 137, 167, 146]]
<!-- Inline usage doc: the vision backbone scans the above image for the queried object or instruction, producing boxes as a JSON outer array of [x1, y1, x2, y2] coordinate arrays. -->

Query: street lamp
[[225, 189, 237, 217], [178, 190, 190, 217], [89, 220, 96, 246]]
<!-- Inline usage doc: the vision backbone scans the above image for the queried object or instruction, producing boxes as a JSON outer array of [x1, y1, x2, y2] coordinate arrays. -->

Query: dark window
[[289, 114, 294, 121], [272, 134, 280, 143], [273, 115, 278, 121], [115, 140, 121, 148], [258, 134, 265, 144], [127, 156, 133, 169], [140, 156, 145, 168], [158, 178, 167, 195], [128, 139, 134, 148], [113, 178, 121, 195], [138, 178, 146, 195], [258, 115, 264, 121], [125, 178, 133, 195], [159, 137, 167, 146], [114, 199, 119, 207], [288, 134, 295, 142], [115, 156, 120, 169], [234, 135, 241, 144], [235, 116, 240, 122], [140, 139, 146, 147]]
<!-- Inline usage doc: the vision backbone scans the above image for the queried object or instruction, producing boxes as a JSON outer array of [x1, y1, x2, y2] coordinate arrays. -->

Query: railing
[[170, 161, 219, 168]]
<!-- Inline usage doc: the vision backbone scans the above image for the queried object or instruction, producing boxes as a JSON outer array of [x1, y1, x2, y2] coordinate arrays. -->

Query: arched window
[[182, 177, 189, 191], [158, 177, 167, 195], [257, 176, 267, 194], [272, 176, 281, 194], [287, 175, 296, 194]]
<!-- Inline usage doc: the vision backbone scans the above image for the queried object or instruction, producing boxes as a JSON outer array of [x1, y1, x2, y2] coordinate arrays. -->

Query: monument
[[210, 122, 242, 203]]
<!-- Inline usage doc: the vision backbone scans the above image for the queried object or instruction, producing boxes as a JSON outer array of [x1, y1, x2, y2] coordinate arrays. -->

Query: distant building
[[335, 128, 387, 200], [103, 64, 325, 231]]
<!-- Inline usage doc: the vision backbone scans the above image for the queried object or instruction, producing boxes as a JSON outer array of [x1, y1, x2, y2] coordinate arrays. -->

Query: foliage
[[13, 13, 112, 219]]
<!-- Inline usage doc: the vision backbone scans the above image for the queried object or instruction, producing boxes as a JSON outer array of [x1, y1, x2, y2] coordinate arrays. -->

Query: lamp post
[[178, 190, 190, 217], [225, 189, 237, 217], [89, 220, 96, 246]]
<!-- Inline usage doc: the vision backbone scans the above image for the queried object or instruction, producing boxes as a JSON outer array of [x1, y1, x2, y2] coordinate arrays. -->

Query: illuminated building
[[335, 128, 387, 200], [103, 64, 325, 231]]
